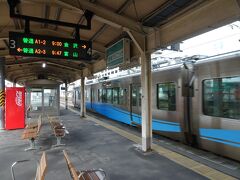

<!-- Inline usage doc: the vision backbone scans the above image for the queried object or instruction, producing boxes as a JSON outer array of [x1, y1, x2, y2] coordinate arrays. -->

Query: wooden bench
[[63, 150, 106, 180], [48, 116, 66, 147], [21, 115, 42, 151], [11, 151, 47, 180]]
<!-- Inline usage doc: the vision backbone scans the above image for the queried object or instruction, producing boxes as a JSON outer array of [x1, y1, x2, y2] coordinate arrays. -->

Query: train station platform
[[0, 107, 239, 180]]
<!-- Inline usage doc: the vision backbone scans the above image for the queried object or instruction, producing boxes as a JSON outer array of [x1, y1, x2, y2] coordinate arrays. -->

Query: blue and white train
[[73, 51, 240, 161]]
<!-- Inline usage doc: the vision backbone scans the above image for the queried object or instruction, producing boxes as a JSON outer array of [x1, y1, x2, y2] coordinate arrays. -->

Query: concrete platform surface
[[0, 109, 232, 179]]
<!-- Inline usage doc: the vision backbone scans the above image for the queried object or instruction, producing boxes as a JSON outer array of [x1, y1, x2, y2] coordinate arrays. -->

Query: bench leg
[[24, 138, 37, 151], [52, 137, 65, 148]]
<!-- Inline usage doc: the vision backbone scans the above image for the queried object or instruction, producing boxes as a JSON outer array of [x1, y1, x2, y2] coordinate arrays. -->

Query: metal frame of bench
[[21, 115, 42, 151], [48, 116, 66, 147], [63, 150, 107, 180], [11, 152, 47, 180]]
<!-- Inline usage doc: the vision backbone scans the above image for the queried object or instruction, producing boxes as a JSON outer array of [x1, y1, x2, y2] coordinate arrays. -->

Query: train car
[[73, 51, 240, 161]]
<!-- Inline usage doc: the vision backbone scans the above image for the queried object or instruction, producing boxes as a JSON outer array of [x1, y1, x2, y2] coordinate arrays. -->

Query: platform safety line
[[65, 106, 236, 180]]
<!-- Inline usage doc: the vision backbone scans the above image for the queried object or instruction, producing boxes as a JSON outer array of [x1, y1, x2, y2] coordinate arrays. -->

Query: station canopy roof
[[0, 0, 239, 84]]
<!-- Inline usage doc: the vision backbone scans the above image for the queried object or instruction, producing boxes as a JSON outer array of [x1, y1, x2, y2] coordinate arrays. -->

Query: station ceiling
[[0, 0, 239, 84]]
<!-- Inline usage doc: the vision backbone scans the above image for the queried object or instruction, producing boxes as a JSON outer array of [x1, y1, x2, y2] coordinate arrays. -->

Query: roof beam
[[90, 0, 132, 41], [147, 0, 240, 51], [3, 39, 9, 49], [141, 0, 175, 24], [14, 73, 65, 83], [0, 50, 8, 56], [6, 58, 83, 71], [54, 7, 63, 31], [9, 69, 73, 82], [57, 0, 148, 33], [6, 63, 80, 75], [71, 15, 85, 37], [42, 4, 51, 28], [6, 68, 77, 81]]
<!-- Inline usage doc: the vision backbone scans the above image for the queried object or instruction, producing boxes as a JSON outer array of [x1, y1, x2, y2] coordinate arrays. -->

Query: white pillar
[[0, 57, 5, 129], [141, 53, 152, 152], [80, 77, 86, 117], [65, 82, 68, 110]]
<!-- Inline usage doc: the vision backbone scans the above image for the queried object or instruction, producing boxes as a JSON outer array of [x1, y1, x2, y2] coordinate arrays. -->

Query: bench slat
[[63, 150, 105, 180], [36, 152, 47, 180], [63, 150, 79, 180]]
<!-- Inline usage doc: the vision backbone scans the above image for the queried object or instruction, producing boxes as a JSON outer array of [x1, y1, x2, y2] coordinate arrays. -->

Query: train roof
[[84, 50, 240, 86]]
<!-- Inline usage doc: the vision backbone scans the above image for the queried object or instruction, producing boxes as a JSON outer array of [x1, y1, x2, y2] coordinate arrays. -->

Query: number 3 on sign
[[10, 40, 16, 49]]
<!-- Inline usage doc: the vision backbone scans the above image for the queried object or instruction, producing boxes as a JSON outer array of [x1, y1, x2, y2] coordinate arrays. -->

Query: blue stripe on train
[[86, 102, 181, 133], [87, 102, 240, 148], [200, 128, 240, 148]]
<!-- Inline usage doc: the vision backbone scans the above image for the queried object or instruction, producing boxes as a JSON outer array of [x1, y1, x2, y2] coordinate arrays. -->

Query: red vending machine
[[5, 87, 25, 130]]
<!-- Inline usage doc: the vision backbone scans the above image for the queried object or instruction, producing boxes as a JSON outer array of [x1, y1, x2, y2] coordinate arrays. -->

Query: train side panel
[[193, 56, 240, 161], [76, 53, 240, 161]]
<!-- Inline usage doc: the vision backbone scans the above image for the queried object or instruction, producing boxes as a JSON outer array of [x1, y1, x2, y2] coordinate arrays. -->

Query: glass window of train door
[[77, 90, 80, 100], [119, 88, 124, 105], [98, 89, 102, 102], [132, 86, 137, 106], [102, 89, 107, 103], [107, 88, 112, 103], [113, 87, 119, 104], [157, 82, 176, 111], [138, 87, 142, 107]]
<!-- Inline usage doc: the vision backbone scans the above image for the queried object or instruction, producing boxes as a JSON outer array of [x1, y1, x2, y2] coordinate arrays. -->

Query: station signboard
[[106, 38, 130, 68], [9, 32, 92, 60]]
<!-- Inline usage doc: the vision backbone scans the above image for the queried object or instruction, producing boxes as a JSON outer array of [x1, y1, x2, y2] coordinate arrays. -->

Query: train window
[[102, 89, 107, 103], [139, 88, 142, 107], [112, 88, 119, 104], [132, 87, 137, 106], [203, 76, 240, 119], [157, 82, 176, 111], [86, 89, 90, 101], [131, 86, 141, 107], [98, 89, 102, 102], [119, 88, 126, 105], [107, 88, 112, 103], [77, 90, 80, 100]]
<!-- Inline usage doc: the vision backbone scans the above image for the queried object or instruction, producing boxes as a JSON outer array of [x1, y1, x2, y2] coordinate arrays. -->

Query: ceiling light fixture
[[42, 62, 46, 68]]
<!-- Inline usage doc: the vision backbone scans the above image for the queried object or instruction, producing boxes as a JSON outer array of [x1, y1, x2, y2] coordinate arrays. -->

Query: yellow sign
[[0, 90, 5, 107]]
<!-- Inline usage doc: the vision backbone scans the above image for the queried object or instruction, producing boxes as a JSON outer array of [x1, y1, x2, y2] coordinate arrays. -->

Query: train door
[[74, 89, 77, 107], [76, 89, 81, 108], [90, 86, 94, 109], [130, 84, 142, 124]]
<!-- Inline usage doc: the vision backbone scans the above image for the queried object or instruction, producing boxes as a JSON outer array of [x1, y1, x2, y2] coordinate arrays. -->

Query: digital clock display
[[9, 32, 92, 61]]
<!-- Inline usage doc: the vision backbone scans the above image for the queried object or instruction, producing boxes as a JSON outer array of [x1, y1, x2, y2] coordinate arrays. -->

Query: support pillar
[[141, 53, 152, 152], [65, 81, 68, 110], [80, 77, 86, 117], [124, 28, 152, 152], [0, 57, 5, 129]]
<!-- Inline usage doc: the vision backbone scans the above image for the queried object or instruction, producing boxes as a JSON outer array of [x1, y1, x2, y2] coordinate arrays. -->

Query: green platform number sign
[[106, 39, 130, 68]]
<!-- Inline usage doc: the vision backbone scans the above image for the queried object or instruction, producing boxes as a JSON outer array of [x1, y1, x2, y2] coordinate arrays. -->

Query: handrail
[[11, 160, 30, 180]]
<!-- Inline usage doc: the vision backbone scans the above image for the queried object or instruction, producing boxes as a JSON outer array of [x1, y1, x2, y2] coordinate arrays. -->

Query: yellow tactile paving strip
[[66, 107, 236, 180]]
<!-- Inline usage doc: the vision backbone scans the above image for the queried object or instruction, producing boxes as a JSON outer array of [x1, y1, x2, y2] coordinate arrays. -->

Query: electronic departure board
[[9, 32, 92, 60]]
